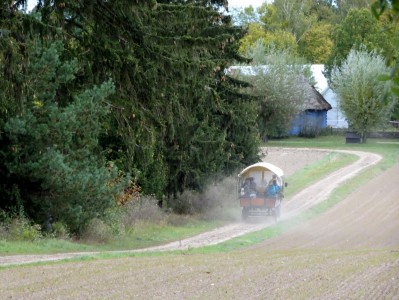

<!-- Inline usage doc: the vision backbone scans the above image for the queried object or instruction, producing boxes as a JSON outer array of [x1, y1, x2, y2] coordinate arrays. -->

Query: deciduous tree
[[236, 42, 310, 139], [372, 0, 399, 116], [326, 8, 396, 75], [331, 48, 397, 142], [299, 23, 334, 63]]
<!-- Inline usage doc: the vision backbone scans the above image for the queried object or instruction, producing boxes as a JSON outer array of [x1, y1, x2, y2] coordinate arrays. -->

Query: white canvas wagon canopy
[[238, 162, 284, 188], [238, 162, 286, 221], [238, 162, 284, 178]]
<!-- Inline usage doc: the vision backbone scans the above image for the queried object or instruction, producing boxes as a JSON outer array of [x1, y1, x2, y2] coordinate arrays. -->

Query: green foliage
[[0, 210, 42, 241], [81, 218, 113, 243], [334, 0, 375, 20], [233, 5, 260, 26], [7, 218, 42, 241], [299, 23, 334, 63], [54, 1, 260, 199], [326, 8, 398, 75], [239, 23, 298, 55], [239, 23, 268, 53], [235, 0, 399, 67], [50, 222, 70, 240], [371, 0, 399, 19], [1, 1, 261, 226], [259, 0, 317, 42], [2, 40, 129, 233], [238, 42, 309, 139], [237, 0, 321, 57], [372, 0, 399, 103], [331, 48, 398, 141]]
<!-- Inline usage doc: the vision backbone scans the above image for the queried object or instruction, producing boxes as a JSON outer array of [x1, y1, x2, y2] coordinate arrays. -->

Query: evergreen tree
[[1, 0, 260, 221], [34, 0, 260, 198], [2, 40, 129, 232]]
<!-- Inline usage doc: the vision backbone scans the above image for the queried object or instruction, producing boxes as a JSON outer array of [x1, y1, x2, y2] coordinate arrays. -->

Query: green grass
[[283, 152, 357, 198], [270, 135, 398, 164], [1, 135, 398, 257], [187, 135, 399, 253], [74, 136, 399, 258], [0, 219, 224, 255], [97, 220, 223, 251]]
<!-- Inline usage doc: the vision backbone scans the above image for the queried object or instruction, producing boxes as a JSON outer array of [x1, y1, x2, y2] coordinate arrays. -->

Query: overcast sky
[[228, 0, 268, 9]]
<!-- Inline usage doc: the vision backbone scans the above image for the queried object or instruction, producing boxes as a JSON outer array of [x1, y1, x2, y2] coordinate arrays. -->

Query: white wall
[[323, 88, 348, 128], [310, 65, 348, 129]]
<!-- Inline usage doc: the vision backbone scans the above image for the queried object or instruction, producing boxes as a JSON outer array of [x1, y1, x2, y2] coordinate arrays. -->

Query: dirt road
[[0, 148, 382, 263], [258, 160, 399, 250], [1, 148, 399, 299]]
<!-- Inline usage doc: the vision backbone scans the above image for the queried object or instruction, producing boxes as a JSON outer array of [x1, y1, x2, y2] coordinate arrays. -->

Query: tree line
[[233, 0, 398, 140], [235, 0, 399, 70], [0, 0, 260, 233], [0, 0, 398, 234]]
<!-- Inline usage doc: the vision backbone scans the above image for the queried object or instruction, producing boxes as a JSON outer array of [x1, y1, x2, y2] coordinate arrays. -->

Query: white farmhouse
[[311, 64, 348, 129]]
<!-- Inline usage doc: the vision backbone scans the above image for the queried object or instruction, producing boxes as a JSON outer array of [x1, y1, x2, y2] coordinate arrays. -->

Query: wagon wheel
[[276, 205, 281, 219], [242, 207, 249, 221], [274, 205, 280, 222]]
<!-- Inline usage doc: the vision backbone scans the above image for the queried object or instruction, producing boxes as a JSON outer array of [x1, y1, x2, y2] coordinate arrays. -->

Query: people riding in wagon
[[242, 177, 257, 197], [268, 174, 278, 185], [266, 179, 281, 197]]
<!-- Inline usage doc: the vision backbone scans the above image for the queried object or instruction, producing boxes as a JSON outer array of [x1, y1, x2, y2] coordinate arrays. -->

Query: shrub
[[299, 125, 321, 138], [165, 213, 191, 226], [0, 223, 8, 240], [168, 175, 238, 218], [51, 222, 70, 240], [81, 218, 113, 243], [122, 196, 165, 226], [331, 48, 397, 142], [103, 207, 126, 236], [0, 209, 43, 241], [169, 191, 198, 215], [7, 217, 42, 241]]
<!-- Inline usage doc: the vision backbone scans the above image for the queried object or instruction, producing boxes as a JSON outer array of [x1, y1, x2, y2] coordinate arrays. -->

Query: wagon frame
[[238, 162, 286, 221]]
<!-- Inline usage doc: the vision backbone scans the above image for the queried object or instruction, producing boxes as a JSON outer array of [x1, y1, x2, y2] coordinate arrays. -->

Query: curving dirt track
[[0, 148, 384, 262], [1, 147, 399, 300], [258, 160, 399, 250], [127, 148, 384, 252]]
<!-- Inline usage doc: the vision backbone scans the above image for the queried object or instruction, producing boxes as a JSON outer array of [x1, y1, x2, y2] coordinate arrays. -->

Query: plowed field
[[1, 148, 398, 299]]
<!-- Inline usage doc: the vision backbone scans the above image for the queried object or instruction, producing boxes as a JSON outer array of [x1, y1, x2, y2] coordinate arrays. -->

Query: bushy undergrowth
[[81, 218, 113, 243], [169, 176, 238, 217], [299, 125, 321, 138], [0, 196, 200, 244], [0, 210, 42, 241], [79, 195, 168, 243], [123, 196, 166, 224], [1, 183, 237, 245]]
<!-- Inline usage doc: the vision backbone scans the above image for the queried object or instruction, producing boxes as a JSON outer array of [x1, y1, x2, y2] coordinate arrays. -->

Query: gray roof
[[226, 65, 332, 111], [303, 85, 332, 111]]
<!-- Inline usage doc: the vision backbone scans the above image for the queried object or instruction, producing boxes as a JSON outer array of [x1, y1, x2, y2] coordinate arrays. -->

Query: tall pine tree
[[1, 0, 260, 226]]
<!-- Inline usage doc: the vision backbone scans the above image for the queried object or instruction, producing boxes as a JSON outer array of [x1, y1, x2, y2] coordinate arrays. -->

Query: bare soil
[[1, 147, 398, 299]]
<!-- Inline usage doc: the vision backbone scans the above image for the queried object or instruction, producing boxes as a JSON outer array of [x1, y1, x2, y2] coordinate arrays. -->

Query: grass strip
[[1, 136, 398, 260], [191, 157, 396, 254]]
